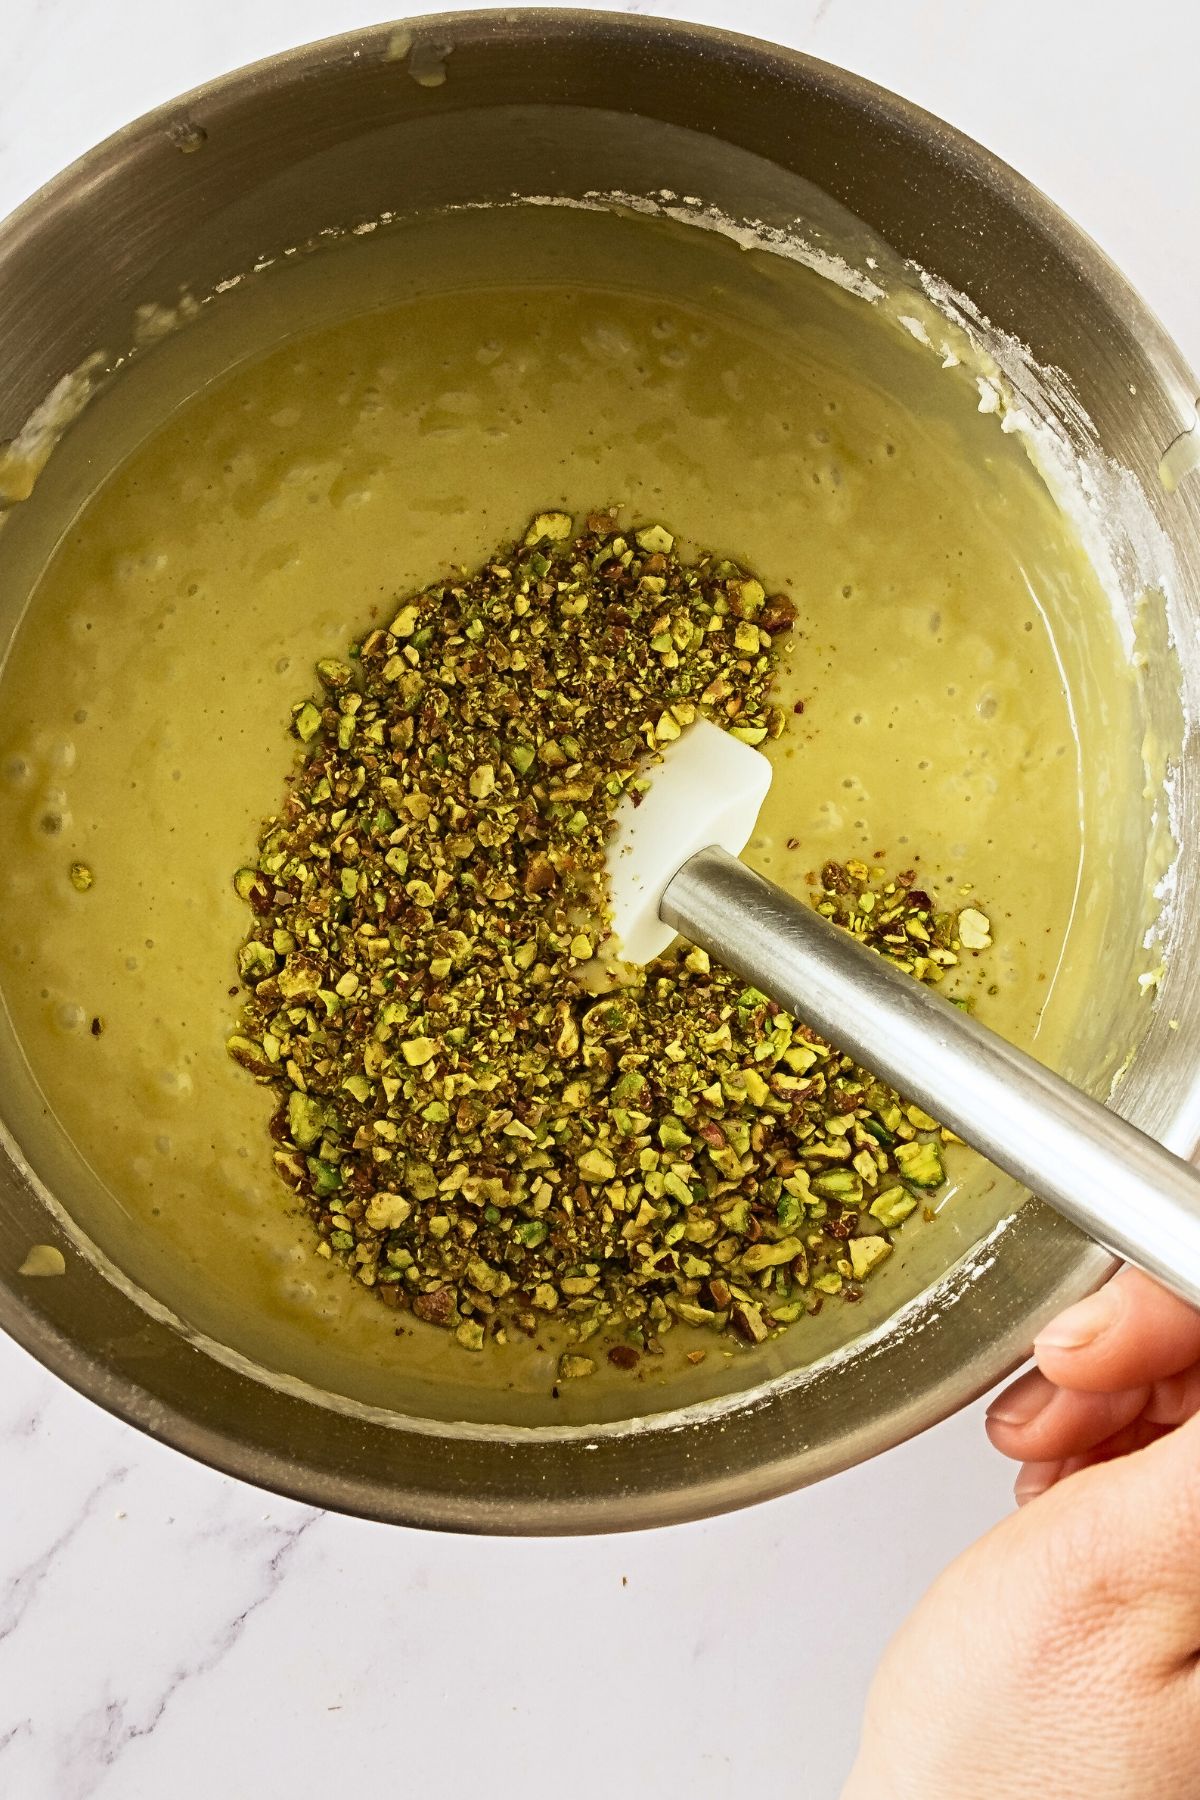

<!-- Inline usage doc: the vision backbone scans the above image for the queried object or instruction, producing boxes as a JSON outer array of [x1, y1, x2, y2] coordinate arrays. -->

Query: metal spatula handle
[[662, 845, 1200, 1309]]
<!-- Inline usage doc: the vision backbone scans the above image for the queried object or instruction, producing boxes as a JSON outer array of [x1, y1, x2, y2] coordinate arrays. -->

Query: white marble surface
[[0, 3, 1196, 1796]]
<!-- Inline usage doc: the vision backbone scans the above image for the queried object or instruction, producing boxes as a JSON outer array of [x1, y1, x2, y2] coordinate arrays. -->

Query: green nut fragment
[[635, 524, 674, 555], [389, 603, 420, 638], [525, 511, 574, 545], [456, 1319, 486, 1351], [740, 1235, 803, 1273], [662, 1171, 694, 1207], [316, 657, 353, 691], [731, 1301, 770, 1344], [467, 1255, 513, 1297], [69, 861, 94, 893], [287, 1089, 327, 1150], [741, 1068, 770, 1107], [728, 577, 765, 615], [668, 1298, 717, 1326], [309, 1159, 342, 1197], [291, 701, 323, 743], [849, 1235, 893, 1280], [958, 907, 992, 950], [777, 1192, 805, 1230], [658, 1116, 690, 1151], [18, 1243, 66, 1278], [894, 1139, 945, 1188], [237, 940, 276, 981], [578, 1147, 616, 1183], [400, 1036, 437, 1067], [720, 1198, 752, 1235], [558, 1353, 596, 1379], [869, 1186, 918, 1228], [810, 1168, 864, 1204], [365, 1192, 413, 1230]]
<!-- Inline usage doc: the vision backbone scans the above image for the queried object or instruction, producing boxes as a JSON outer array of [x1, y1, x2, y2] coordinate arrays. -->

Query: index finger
[[1034, 1267, 1200, 1392]]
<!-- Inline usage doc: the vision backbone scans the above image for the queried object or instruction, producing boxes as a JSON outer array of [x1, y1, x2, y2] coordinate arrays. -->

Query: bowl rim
[[1, 7, 1197, 1532]]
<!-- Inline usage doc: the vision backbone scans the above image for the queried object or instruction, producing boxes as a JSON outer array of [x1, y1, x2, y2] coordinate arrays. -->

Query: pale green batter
[[0, 207, 1143, 1425]]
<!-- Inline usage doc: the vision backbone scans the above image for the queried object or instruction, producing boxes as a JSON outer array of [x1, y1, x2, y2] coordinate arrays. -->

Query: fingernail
[[1034, 1285, 1119, 1353], [1014, 1462, 1061, 1506], [986, 1381, 1051, 1428]]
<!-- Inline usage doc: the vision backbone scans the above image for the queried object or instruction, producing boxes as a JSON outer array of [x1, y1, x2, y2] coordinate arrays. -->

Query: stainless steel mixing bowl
[[1, 11, 1198, 1532]]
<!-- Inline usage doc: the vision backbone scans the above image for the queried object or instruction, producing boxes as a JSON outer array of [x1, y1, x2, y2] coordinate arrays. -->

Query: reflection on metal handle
[[662, 845, 1200, 1310]]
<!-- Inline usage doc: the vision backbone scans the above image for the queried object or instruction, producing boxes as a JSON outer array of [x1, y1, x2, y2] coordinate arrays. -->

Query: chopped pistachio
[[895, 1139, 946, 1188], [578, 1147, 616, 1183], [740, 1236, 803, 1272], [230, 513, 984, 1365], [365, 1192, 413, 1231], [869, 1186, 918, 1228], [287, 1090, 326, 1150], [292, 701, 322, 743], [69, 861, 94, 893], [958, 907, 993, 950], [316, 657, 353, 692], [810, 1168, 863, 1204], [389, 603, 420, 638], [849, 1235, 893, 1279], [558, 1352, 596, 1379], [17, 1243, 66, 1278], [731, 1301, 770, 1344], [525, 511, 574, 544], [233, 867, 266, 903]]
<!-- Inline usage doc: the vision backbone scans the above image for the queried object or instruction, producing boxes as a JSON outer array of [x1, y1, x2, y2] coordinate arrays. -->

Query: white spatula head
[[605, 717, 774, 964]]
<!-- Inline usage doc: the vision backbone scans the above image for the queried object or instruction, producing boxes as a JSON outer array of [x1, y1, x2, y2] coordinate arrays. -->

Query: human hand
[[985, 1266, 1200, 1500], [842, 1270, 1200, 1800]]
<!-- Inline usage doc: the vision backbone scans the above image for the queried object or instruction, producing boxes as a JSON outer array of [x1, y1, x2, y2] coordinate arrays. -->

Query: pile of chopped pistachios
[[228, 511, 989, 1377]]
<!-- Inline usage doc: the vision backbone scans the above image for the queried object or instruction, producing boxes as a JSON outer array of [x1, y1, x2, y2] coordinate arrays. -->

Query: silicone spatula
[[606, 718, 1200, 1310]]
